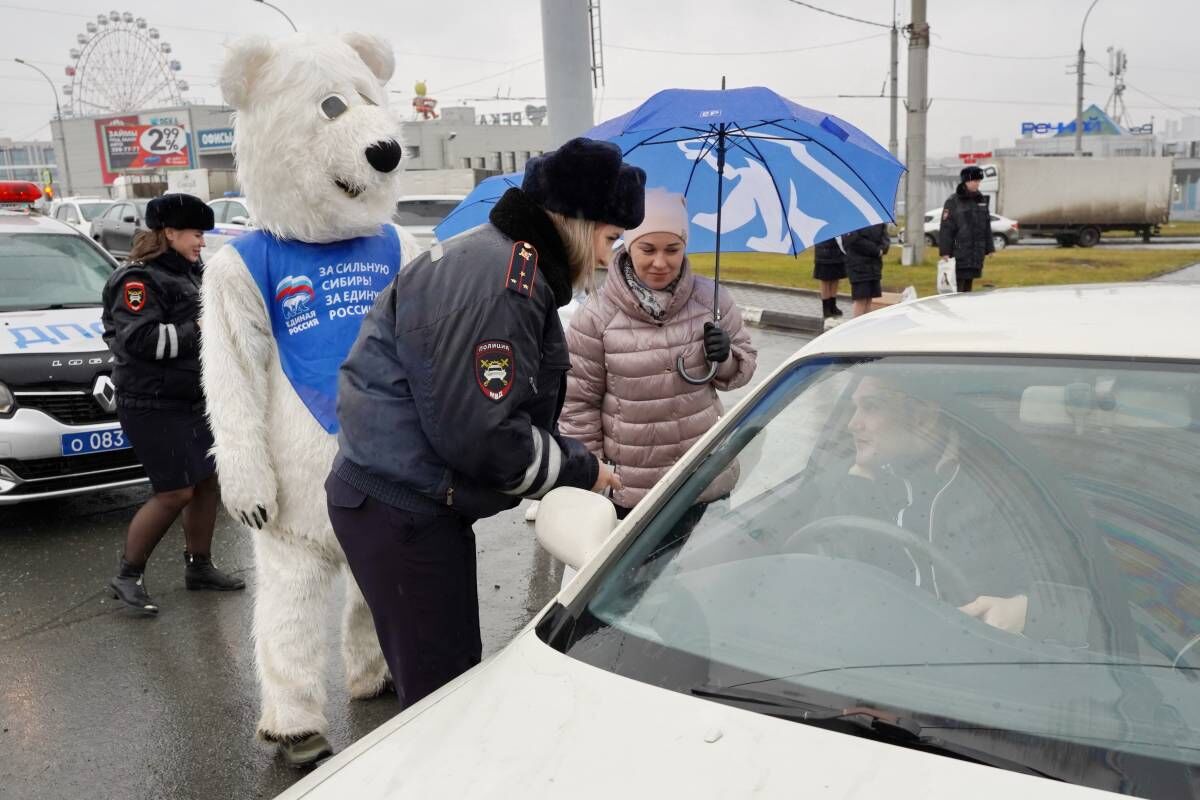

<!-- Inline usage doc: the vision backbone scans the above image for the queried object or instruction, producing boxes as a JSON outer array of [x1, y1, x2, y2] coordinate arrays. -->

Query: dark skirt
[[117, 402, 215, 492]]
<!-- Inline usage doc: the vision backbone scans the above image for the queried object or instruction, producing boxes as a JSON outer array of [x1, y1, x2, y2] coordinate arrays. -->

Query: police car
[[0, 181, 146, 504]]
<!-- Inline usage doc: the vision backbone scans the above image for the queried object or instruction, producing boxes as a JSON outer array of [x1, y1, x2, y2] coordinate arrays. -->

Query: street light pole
[[14, 58, 73, 197], [1075, 0, 1100, 157], [250, 0, 298, 32]]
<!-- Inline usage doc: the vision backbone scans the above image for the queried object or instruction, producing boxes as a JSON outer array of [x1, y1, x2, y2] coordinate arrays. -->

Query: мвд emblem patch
[[124, 281, 146, 313], [475, 340, 515, 401]]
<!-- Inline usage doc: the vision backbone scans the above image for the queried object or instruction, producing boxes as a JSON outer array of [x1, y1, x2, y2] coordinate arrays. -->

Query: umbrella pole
[[677, 121, 726, 386]]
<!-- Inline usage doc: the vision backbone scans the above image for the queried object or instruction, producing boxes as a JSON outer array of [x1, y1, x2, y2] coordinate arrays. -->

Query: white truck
[[165, 168, 238, 202], [980, 157, 1173, 247]]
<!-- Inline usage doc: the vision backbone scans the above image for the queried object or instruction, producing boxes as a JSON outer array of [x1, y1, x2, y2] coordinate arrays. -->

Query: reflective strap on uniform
[[165, 324, 179, 359], [155, 324, 168, 360], [530, 434, 563, 499], [502, 427, 544, 496]]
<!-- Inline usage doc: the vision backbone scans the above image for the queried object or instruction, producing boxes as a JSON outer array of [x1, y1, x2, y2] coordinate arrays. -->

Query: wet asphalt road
[[0, 327, 808, 800]]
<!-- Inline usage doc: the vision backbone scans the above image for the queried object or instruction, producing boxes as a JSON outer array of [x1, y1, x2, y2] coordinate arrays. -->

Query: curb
[[739, 305, 825, 334]]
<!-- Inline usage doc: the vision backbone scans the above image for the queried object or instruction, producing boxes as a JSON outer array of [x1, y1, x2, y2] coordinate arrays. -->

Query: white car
[[203, 195, 254, 260], [392, 194, 465, 252], [279, 283, 1199, 799], [48, 197, 115, 238], [909, 207, 1020, 250]]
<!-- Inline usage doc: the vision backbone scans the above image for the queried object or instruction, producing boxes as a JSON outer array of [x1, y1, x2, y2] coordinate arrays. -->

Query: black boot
[[110, 558, 159, 615], [829, 299, 844, 317], [184, 551, 246, 591]]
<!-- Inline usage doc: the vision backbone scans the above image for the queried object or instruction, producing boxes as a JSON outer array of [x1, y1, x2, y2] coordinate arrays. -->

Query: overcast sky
[[2, 0, 1199, 157]]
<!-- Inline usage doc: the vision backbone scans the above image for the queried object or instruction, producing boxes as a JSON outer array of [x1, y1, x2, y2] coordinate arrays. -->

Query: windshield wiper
[[2, 302, 101, 311], [691, 684, 1061, 781]]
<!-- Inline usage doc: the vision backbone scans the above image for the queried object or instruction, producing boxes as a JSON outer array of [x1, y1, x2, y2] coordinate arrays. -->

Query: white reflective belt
[[155, 324, 168, 360], [165, 323, 179, 359], [503, 427, 544, 496], [531, 435, 562, 498]]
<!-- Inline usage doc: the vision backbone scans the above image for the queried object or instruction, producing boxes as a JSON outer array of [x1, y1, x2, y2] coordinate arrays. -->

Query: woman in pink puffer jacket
[[560, 188, 757, 515]]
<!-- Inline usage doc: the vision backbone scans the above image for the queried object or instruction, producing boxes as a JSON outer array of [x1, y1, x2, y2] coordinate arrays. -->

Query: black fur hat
[[960, 165, 985, 183], [145, 193, 215, 231], [522, 137, 646, 229]]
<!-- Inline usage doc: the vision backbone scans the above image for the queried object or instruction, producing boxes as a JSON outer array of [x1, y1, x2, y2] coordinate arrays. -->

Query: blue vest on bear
[[232, 227, 402, 434]]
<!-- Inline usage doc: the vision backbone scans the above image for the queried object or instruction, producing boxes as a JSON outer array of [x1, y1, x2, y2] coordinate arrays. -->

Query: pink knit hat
[[623, 187, 689, 246]]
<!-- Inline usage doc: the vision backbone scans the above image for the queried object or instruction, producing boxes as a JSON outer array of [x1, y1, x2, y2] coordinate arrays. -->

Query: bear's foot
[[263, 731, 334, 769], [348, 669, 394, 701]]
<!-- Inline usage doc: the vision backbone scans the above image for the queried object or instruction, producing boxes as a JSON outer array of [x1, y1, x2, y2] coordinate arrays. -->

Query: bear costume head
[[220, 33, 403, 244]]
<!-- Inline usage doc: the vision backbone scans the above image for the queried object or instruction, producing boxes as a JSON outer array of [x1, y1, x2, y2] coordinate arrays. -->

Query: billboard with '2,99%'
[[97, 120, 192, 182]]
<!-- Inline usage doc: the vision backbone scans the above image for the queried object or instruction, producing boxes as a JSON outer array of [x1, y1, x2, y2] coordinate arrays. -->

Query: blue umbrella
[[433, 171, 523, 242], [586, 84, 905, 382]]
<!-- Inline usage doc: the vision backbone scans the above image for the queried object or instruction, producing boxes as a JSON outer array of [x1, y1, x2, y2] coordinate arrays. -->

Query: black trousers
[[326, 474, 481, 710], [956, 276, 975, 293]]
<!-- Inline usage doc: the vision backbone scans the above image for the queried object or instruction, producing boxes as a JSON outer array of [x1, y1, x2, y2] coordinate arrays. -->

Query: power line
[[782, 0, 891, 29], [1125, 83, 1200, 115], [931, 43, 1074, 61], [390, 58, 544, 97], [607, 32, 887, 57]]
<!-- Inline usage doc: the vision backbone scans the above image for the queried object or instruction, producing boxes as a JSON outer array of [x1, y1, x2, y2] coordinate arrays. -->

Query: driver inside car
[[805, 374, 1033, 633]]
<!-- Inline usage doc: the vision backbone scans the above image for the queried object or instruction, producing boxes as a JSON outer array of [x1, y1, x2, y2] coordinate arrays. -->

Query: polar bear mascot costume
[[199, 31, 421, 767]]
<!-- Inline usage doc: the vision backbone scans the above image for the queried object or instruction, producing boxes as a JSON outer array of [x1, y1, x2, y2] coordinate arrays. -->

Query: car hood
[[0, 307, 107, 356], [278, 630, 1110, 800]]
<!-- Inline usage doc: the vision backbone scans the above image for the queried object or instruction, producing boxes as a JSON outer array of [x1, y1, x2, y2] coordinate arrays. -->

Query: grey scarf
[[619, 253, 681, 322]]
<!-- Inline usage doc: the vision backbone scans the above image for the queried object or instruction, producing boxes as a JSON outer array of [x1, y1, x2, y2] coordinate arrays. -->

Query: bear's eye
[[319, 94, 349, 120], [358, 92, 378, 107]]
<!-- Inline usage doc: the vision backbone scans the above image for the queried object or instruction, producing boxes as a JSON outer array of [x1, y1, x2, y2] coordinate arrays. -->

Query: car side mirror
[[229, 215, 250, 226], [122, 215, 136, 223], [535, 487, 618, 570]]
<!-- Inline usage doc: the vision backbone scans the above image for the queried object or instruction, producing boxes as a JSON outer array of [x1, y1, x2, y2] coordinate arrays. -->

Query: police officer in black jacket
[[938, 165, 995, 293], [328, 138, 642, 709], [843, 222, 891, 318], [101, 193, 243, 614]]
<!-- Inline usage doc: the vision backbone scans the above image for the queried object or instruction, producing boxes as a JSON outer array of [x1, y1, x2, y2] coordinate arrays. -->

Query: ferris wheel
[[61, 11, 189, 118]]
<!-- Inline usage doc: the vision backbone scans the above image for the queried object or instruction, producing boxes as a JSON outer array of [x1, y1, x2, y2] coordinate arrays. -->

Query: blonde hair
[[546, 211, 599, 291], [127, 229, 168, 264]]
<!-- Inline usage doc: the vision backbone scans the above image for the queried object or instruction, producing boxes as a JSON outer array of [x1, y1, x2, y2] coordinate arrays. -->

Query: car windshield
[[393, 199, 460, 226], [562, 355, 1200, 794], [0, 233, 113, 311], [78, 203, 112, 221]]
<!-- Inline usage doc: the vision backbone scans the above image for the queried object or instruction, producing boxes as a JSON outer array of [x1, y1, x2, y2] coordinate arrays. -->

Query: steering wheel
[[783, 515, 975, 603]]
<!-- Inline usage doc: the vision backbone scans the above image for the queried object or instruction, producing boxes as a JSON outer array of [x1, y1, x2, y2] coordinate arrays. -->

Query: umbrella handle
[[676, 354, 718, 385]]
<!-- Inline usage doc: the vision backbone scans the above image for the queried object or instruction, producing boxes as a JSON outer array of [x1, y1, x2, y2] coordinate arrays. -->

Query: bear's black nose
[[365, 139, 402, 173]]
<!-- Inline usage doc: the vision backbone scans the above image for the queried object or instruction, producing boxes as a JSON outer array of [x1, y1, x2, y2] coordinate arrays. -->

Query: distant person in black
[[938, 165, 994, 293], [843, 223, 890, 318], [812, 237, 845, 327], [101, 194, 243, 615]]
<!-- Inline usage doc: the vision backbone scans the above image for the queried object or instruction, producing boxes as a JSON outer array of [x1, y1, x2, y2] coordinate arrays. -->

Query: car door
[[96, 204, 124, 250], [111, 203, 139, 256]]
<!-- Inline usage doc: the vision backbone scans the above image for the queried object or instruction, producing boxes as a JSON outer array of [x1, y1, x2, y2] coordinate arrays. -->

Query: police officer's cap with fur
[[960, 165, 985, 183], [522, 137, 647, 229], [146, 193, 215, 231]]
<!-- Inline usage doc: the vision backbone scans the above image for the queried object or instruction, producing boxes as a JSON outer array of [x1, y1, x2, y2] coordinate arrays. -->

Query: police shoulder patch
[[123, 280, 147, 313], [475, 339, 515, 401], [505, 241, 538, 297]]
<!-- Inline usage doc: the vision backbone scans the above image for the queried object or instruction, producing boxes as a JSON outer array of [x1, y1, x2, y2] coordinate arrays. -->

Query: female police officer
[[327, 138, 642, 708], [102, 193, 244, 614]]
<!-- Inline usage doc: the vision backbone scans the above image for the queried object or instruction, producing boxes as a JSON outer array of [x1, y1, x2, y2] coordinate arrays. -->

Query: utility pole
[[889, 0, 899, 157], [1075, 0, 1100, 156], [540, 0, 596, 148], [903, 0, 929, 264]]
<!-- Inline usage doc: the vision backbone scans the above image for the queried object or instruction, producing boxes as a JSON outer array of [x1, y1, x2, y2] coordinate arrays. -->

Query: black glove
[[703, 321, 731, 364]]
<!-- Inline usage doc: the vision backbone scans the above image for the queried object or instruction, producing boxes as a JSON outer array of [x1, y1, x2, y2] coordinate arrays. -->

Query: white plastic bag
[[936, 258, 957, 295], [899, 285, 918, 304]]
